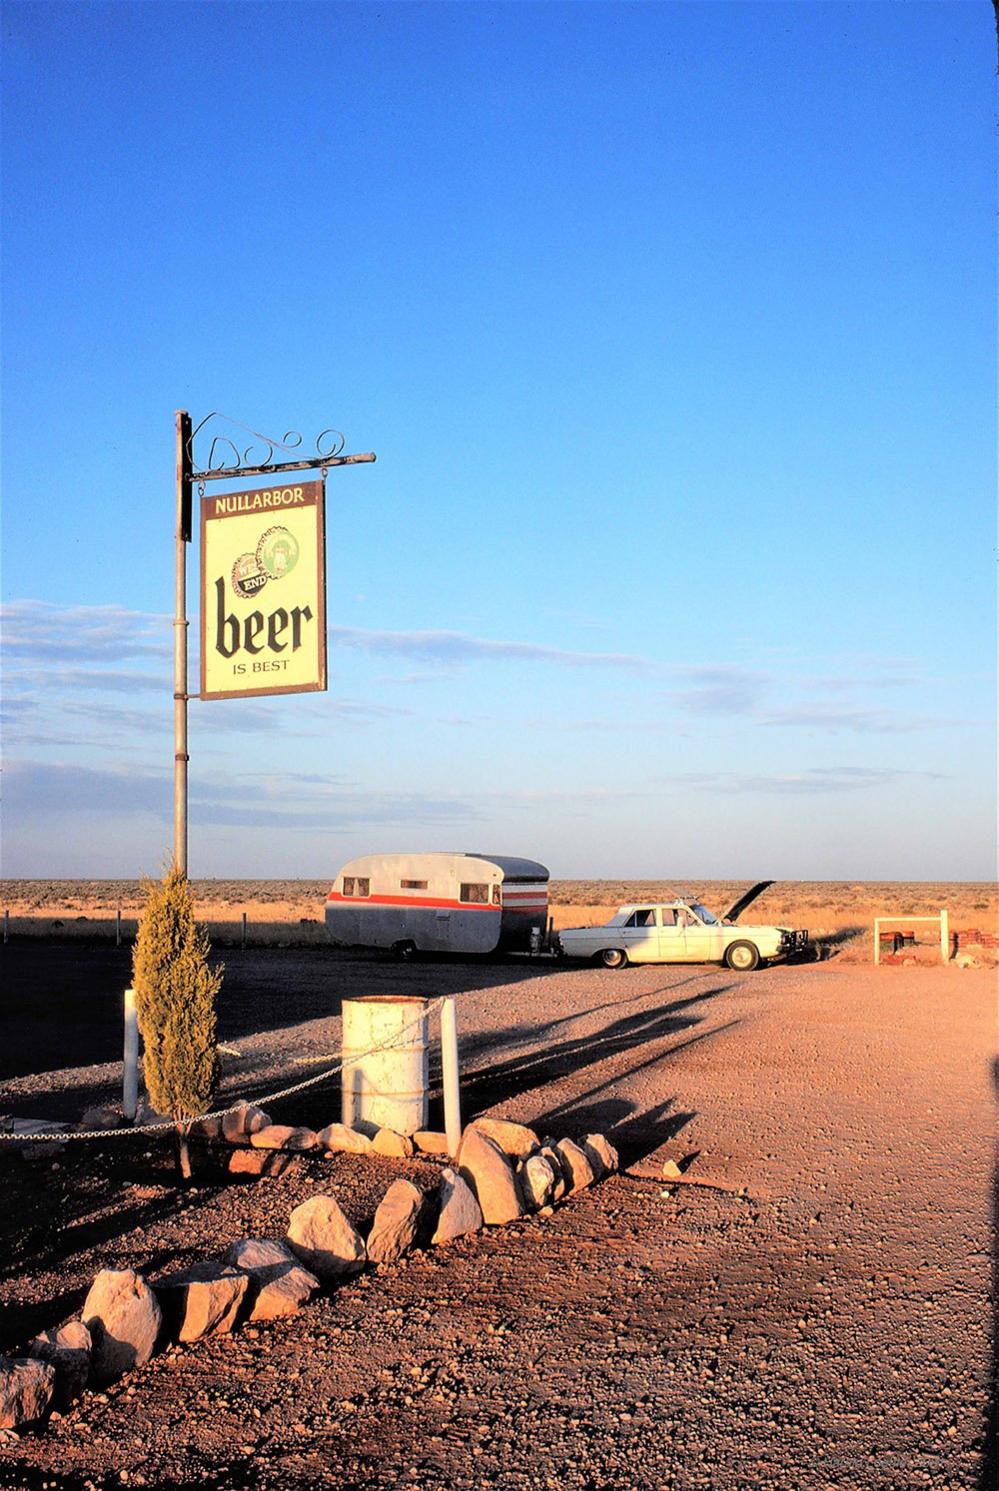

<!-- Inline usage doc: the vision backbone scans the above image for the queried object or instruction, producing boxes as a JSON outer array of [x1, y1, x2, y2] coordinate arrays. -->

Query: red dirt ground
[[0, 941, 994, 1489]]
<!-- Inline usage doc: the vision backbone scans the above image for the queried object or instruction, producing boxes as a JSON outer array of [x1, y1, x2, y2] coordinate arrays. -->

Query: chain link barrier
[[0, 995, 448, 1144]]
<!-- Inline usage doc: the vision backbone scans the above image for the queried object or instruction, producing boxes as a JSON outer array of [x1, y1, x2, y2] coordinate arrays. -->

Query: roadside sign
[[199, 479, 326, 699]]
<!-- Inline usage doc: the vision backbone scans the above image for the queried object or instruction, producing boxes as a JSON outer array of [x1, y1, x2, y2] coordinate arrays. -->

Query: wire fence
[[0, 995, 449, 1144]]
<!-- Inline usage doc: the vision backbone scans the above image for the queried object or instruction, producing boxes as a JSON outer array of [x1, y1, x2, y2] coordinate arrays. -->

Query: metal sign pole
[[174, 410, 192, 877], [177, 410, 374, 877]]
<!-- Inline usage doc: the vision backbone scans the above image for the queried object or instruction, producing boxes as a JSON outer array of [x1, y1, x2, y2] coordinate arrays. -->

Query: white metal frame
[[873, 911, 950, 965]]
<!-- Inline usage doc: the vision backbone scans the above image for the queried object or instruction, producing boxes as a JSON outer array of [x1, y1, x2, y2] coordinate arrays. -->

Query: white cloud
[[329, 624, 651, 670], [671, 766, 945, 794], [1, 758, 478, 831], [1, 600, 169, 662]]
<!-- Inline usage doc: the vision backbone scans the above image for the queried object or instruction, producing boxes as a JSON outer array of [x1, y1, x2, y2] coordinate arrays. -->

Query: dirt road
[[0, 945, 993, 1489]]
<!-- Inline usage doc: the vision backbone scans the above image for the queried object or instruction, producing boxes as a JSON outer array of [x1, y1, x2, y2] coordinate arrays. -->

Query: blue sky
[[2, 0, 995, 881]]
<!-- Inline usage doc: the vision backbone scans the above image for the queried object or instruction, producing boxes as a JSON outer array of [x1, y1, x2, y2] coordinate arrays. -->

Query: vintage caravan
[[325, 852, 550, 956]]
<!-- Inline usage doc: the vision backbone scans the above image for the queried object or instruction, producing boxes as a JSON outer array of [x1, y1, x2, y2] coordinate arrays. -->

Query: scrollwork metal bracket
[[187, 412, 376, 483]]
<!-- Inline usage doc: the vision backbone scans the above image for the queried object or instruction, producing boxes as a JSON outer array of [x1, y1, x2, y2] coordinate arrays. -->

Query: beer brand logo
[[257, 525, 299, 581], [229, 526, 299, 600], [231, 552, 268, 600]]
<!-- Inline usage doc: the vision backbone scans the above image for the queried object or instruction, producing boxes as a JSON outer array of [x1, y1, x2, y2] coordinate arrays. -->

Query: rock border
[[0, 1118, 618, 1434]]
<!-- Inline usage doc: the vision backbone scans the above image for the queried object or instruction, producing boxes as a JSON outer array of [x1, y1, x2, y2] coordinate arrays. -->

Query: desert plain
[[2, 878, 997, 960], [0, 879, 995, 1490]]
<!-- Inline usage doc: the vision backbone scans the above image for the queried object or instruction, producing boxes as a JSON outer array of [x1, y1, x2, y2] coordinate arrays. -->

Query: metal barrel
[[340, 995, 429, 1136]]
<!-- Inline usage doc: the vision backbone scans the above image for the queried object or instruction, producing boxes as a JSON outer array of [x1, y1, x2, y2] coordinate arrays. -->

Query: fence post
[[116, 906, 122, 947], [873, 919, 880, 966], [241, 911, 247, 950], [123, 987, 139, 1121], [440, 996, 462, 1157], [940, 909, 950, 963]]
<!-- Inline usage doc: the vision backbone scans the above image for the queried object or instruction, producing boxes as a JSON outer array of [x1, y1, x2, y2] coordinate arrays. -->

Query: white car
[[557, 882, 809, 972]]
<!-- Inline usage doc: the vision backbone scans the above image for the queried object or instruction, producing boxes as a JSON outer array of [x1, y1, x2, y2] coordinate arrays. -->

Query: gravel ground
[[0, 943, 994, 1490]]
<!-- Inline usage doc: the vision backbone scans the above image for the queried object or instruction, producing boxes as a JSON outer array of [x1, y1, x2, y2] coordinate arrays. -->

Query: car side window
[[660, 909, 677, 926], [625, 910, 655, 927]]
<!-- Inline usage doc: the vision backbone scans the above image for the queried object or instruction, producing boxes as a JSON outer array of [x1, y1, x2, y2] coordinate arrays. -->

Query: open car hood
[[722, 880, 775, 923]]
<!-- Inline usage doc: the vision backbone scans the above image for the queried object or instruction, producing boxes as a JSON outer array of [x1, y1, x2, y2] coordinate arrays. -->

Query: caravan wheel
[[391, 940, 417, 960]]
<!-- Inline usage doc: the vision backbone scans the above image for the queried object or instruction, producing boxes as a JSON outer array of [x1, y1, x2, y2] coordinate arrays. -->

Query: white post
[[441, 996, 462, 1157], [123, 987, 139, 1122], [873, 918, 881, 966], [940, 909, 950, 963]]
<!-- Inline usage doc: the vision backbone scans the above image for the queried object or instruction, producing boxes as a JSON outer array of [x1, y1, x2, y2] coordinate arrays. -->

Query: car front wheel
[[725, 940, 760, 972], [598, 948, 627, 969]]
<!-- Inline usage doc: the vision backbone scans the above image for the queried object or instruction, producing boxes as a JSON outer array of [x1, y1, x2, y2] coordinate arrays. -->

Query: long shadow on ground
[[0, 943, 566, 1085], [422, 982, 736, 1167]]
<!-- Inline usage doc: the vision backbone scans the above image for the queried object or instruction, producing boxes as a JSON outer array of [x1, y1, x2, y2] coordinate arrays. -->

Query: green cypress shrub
[[132, 868, 222, 1173]]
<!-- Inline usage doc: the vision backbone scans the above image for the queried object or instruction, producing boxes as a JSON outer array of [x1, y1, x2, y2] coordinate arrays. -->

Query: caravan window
[[460, 882, 489, 904], [400, 879, 428, 890], [342, 877, 369, 898]]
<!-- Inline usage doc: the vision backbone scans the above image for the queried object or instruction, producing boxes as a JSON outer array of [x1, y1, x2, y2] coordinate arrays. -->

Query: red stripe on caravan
[[326, 892, 495, 911]]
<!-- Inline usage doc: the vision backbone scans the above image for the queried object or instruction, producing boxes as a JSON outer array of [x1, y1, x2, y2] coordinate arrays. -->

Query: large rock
[[250, 1124, 318, 1151], [223, 1237, 320, 1321], [28, 1321, 91, 1409], [4, 1118, 69, 1161], [156, 1261, 249, 1342], [222, 1103, 271, 1143], [287, 1196, 366, 1279], [229, 1148, 303, 1178], [0, 1358, 55, 1429], [431, 1168, 483, 1245], [413, 1130, 450, 1156], [582, 1133, 619, 1179], [469, 1117, 539, 1160], [367, 1180, 425, 1264], [539, 1144, 568, 1201], [82, 1269, 162, 1384], [317, 1123, 373, 1155], [519, 1153, 556, 1211], [458, 1127, 524, 1225], [372, 1128, 415, 1159], [554, 1139, 595, 1194]]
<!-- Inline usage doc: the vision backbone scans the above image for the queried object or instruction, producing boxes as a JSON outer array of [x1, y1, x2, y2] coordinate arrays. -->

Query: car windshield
[[691, 903, 718, 925]]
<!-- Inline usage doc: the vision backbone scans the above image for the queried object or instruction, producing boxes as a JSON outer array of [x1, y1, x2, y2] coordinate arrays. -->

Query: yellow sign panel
[[199, 480, 326, 699]]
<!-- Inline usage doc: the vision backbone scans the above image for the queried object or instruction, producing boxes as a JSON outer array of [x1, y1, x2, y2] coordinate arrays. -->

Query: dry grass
[[0, 879, 994, 962]]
